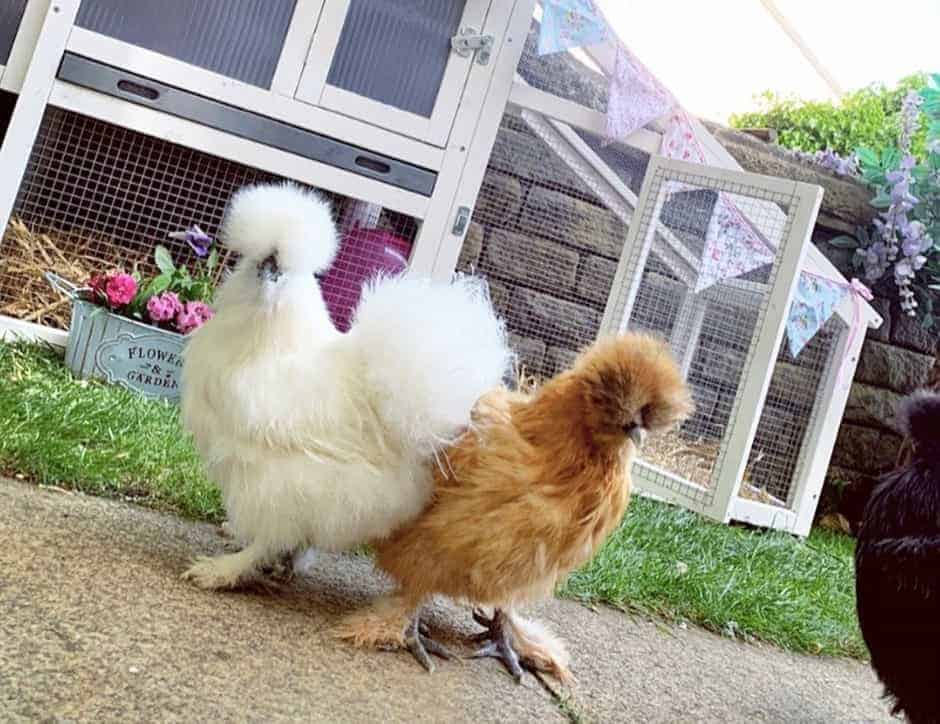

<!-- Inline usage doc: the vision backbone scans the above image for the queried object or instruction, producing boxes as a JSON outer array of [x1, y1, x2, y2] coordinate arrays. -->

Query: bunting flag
[[785, 272, 850, 357], [661, 111, 775, 293], [537, 0, 609, 56], [661, 111, 706, 164], [606, 47, 676, 142], [695, 195, 775, 293]]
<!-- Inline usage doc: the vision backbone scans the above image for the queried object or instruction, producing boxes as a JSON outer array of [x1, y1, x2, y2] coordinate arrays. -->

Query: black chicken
[[856, 391, 940, 723]]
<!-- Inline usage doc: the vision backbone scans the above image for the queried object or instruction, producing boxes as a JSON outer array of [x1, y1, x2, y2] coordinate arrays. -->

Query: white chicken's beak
[[629, 426, 647, 448], [257, 254, 281, 283]]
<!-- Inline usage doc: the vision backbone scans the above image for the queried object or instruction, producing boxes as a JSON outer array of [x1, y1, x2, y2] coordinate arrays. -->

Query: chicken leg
[[469, 608, 526, 683], [404, 614, 454, 673]]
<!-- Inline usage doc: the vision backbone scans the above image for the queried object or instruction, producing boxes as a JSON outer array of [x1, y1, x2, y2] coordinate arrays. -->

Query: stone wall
[[458, 111, 644, 379]]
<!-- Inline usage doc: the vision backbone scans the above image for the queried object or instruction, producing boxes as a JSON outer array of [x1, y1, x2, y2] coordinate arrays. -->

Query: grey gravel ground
[[0, 479, 891, 723]]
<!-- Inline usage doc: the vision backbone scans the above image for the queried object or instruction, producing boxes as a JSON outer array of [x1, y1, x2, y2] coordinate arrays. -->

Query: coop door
[[600, 156, 822, 524], [297, 0, 492, 146]]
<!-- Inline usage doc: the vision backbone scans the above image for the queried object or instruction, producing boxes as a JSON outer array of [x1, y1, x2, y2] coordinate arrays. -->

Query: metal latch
[[451, 27, 494, 65], [452, 206, 471, 236]]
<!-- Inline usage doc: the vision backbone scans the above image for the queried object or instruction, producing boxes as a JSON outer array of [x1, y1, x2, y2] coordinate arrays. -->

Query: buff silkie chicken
[[180, 182, 511, 589], [337, 333, 693, 681]]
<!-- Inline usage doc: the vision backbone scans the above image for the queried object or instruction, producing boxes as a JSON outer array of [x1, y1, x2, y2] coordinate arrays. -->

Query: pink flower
[[146, 291, 183, 323], [175, 301, 214, 334], [88, 273, 108, 301], [104, 273, 137, 307]]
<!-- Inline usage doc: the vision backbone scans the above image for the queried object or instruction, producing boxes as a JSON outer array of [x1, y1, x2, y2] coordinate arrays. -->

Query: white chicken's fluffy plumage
[[181, 182, 510, 589]]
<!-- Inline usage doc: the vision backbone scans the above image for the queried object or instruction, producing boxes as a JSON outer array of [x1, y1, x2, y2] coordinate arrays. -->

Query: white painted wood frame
[[408, 0, 536, 280], [598, 155, 825, 526], [296, 0, 492, 148], [63, 28, 444, 172], [0, 0, 49, 93]]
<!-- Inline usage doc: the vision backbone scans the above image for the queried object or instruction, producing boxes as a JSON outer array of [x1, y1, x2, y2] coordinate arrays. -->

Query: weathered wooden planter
[[48, 273, 186, 401]]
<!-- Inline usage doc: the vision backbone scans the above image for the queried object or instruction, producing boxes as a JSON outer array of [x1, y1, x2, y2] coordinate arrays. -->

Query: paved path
[[0, 480, 890, 723]]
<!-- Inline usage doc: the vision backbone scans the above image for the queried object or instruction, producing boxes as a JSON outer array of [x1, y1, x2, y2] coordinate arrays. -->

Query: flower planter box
[[49, 273, 187, 401]]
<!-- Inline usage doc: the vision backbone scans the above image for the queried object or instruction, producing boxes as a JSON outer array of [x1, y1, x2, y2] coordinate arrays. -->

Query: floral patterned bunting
[[785, 272, 850, 357], [606, 46, 676, 142], [537, 0, 609, 56], [695, 195, 775, 293]]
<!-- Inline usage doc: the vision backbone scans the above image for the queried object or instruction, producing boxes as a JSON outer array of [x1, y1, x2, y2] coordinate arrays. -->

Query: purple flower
[[168, 225, 213, 257], [146, 291, 183, 323], [858, 241, 889, 282], [175, 301, 214, 334], [901, 235, 923, 258]]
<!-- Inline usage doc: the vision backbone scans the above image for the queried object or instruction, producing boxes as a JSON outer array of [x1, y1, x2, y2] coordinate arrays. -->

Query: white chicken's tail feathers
[[221, 181, 339, 275], [348, 273, 511, 455]]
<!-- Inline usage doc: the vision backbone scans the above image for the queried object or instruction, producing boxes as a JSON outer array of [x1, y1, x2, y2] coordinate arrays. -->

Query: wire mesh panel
[[0, 108, 418, 331], [603, 158, 821, 519], [463, 109, 635, 379], [746, 315, 843, 508]]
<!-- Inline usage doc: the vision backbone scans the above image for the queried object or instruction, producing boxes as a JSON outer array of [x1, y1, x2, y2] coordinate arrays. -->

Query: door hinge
[[451, 27, 494, 65]]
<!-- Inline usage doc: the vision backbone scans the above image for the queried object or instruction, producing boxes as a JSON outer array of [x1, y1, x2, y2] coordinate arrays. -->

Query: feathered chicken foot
[[334, 594, 453, 673], [404, 615, 454, 674], [468, 608, 526, 683]]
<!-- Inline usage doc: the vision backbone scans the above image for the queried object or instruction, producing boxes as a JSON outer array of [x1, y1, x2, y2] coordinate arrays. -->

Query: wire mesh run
[[0, 108, 418, 331], [464, 109, 638, 379], [611, 164, 801, 508], [747, 315, 843, 507]]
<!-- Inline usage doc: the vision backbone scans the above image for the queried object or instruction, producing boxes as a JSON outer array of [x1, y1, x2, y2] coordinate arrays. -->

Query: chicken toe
[[468, 608, 525, 683], [404, 616, 453, 674]]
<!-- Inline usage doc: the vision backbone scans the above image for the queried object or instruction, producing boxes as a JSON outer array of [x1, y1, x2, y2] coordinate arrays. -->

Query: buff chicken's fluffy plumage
[[338, 333, 693, 680]]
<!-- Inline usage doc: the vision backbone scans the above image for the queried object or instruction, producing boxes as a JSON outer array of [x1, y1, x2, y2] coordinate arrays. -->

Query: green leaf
[[206, 248, 219, 275], [826, 235, 859, 249], [154, 245, 175, 275], [870, 192, 892, 209], [855, 147, 880, 168]]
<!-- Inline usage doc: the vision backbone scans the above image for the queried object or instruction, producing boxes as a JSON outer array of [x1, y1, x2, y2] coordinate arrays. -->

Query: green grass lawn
[[0, 341, 865, 659]]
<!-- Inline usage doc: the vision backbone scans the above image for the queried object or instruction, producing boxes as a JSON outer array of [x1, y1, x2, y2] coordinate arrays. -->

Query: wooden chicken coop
[[0, 0, 880, 536]]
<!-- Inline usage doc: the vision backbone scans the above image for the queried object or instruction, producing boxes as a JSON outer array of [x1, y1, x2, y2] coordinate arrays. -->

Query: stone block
[[509, 333, 546, 375], [831, 425, 880, 472], [765, 361, 818, 413], [831, 424, 902, 475], [456, 222, 484, 272], [546, 345, 579, 376], [481, 229, 579, 293], [891, 309, 939, 355], [508, 288, 599, 349], [577, 255, 617, 305], [521, 185, 627, 260], [843, 383, 903, 431], [489, 126, 584, 191], [487, 278, 511, 320], [476, 172, 524, 227], [854, 340, 935, 393]]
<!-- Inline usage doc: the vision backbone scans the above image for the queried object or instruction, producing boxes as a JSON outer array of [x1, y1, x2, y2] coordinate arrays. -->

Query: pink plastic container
[[320, 227, 411, 331]]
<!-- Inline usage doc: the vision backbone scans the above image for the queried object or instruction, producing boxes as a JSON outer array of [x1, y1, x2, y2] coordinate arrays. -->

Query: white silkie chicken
[[181, 183, 510, 589]]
